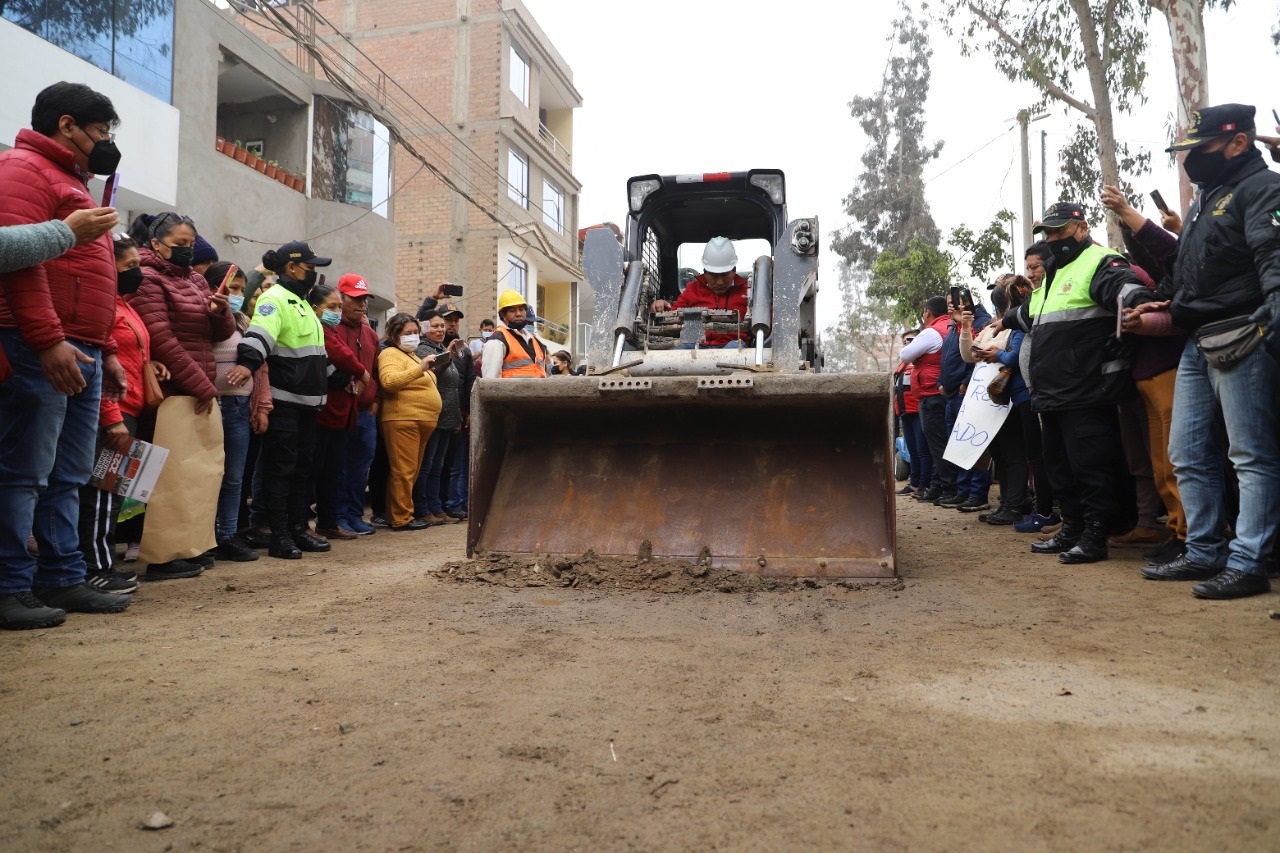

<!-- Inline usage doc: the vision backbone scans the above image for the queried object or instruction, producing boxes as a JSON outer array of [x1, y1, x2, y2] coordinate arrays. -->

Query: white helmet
[[701, 236, 737, 274]]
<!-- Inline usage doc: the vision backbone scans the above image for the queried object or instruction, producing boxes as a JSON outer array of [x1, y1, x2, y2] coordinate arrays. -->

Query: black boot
[[1058, 521, 1109, 564], [268, 533, 302, 560], [1031, 520, 1084, 554]]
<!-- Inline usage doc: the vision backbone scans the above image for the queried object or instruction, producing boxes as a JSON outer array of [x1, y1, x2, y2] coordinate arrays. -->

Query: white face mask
[[399, 333, 420, 351], [481, 330, 493, 339]]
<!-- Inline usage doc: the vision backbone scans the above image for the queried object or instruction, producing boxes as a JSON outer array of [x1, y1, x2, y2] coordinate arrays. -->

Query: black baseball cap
[[276, 240, 332, 267], [439, 302, 464, 318], [1166, 104, 1256, 151], [1032, 202, 1086, 233]]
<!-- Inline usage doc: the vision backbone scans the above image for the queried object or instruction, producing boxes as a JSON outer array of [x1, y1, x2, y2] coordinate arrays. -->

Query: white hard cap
[[701, 236, 737, 274]]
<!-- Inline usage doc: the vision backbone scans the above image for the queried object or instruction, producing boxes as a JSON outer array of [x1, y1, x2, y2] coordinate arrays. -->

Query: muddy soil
[[1, 495, 1277, 852]]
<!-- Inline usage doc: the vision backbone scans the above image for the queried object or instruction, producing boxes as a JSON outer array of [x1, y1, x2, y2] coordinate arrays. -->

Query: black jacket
[[1006, 238, 1153, 412], [1160, 151, 1280, 331]]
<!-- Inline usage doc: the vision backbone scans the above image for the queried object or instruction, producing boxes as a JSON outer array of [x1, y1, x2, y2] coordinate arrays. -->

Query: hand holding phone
[[441, 283, 464, 297], [101, 172, 119, 208], [948, 285, 961, 310], [218, 264, 239, 294], [431, 350, 453, 371], [1150, 190, 1170, 215]]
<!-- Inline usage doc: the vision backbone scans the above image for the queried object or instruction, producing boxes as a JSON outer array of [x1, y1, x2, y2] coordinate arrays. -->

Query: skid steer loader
[[468, 169, 896, 579]]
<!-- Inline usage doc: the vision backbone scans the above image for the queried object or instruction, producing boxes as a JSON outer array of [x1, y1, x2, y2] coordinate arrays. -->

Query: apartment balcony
[[538, 121, 571, 166]]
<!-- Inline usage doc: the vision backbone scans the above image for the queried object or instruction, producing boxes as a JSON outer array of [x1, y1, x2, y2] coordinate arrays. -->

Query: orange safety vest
[[497, 326, 548, 377]]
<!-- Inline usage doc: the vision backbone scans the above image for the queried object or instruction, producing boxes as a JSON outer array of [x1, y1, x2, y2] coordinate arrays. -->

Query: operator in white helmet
[[650, 236, 750, 347]]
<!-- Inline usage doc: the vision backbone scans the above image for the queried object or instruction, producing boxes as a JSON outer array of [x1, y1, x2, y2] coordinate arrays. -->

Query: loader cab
[[625, 170, 787, 302]]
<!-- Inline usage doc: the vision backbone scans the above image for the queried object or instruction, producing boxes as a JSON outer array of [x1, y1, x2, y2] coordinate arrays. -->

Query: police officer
[[480, 289, 548, 378], [1137, 104, 1280, 600], [227, 241, 333, 560], [1001, 202, 1156, 565]]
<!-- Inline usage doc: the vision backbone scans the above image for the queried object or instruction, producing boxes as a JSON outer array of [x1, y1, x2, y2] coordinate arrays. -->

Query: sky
[[523, 0, 1279, 329]]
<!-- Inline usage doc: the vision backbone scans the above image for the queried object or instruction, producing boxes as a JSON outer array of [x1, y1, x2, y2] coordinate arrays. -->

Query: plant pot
[[264, 164, 278, 179], [274, 170, 289, 185], [254, 158, 267, 173], [221, 142, 237, 159], [290, 175, 305, 192], [233, 147, 249, 164], [215, 137, 226, 154]]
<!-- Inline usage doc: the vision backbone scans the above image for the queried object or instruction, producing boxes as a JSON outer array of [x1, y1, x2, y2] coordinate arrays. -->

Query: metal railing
[[538, 122, 571, 165]]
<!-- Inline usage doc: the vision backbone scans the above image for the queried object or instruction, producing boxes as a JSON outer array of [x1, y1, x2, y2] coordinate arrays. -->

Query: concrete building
[[1, 0, 397, 318], [238, 0, 587, 352]]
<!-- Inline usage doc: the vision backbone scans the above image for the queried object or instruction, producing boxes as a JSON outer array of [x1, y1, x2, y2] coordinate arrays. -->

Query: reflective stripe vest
[[912, 314, 951, 397], [1027, 242, 1121, 323], [242, 283, 329, 408], [497, 327, 548, 377]]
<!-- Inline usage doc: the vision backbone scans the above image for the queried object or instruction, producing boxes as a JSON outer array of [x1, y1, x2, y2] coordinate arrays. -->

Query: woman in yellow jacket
[[377, 312, 443, 531]]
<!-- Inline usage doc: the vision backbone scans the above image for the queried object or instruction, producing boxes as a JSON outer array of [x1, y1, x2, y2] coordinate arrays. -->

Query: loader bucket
[[467, 372, 896, 579]]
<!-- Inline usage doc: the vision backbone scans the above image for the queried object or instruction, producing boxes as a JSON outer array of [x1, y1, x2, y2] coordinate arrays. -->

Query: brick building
[[239, 0, 585, 350]]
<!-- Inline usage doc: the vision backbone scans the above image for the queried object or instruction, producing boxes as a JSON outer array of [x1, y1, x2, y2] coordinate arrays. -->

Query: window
[[507, 147, 529, 208], [313, 98, 392, 217], [3, 0, 175, 102], [542, 179, 564, 233], [509, 44, 530, 107], [507, 255, 528, 299]]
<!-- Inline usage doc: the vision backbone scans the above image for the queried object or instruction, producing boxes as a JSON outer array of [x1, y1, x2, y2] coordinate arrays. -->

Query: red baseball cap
[[337, 273, 370, 298]]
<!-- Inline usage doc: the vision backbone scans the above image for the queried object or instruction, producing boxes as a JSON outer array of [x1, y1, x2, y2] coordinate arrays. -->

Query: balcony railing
[[538, 122, 571, 166]]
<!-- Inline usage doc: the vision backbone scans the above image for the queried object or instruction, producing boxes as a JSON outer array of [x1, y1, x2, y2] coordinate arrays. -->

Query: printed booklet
[[89, 439, 169, 503]]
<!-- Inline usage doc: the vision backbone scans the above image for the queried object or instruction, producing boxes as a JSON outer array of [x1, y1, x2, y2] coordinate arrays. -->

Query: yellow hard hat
[[497, 289, 529, 311]]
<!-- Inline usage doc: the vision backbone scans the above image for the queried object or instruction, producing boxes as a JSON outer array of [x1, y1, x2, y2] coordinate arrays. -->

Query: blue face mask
[[228, 294, 245, 314], [321, 309, 341, 327]]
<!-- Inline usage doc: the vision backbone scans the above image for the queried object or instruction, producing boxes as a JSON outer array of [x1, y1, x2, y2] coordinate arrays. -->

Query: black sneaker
[[143, 560, 205, 581], [33, 583, 130, 613], [241, 527, 273, 549], [914, 488, 941, 503], [984, 506, 1022, 525], [190, 550, 216, 569], [215, 537, 260, 562], [956, 496, 991, 513], [1191, 568, 1271, 600], [895, 485, 915, 496], [1142, 537, 1184, 564], [370, 515, 390, 528], [85, 571, 139, 595], [936, 494, 966, 508], [112, 567, 138, 583], [445, 508, 468, 520], [0, 592, 67, 630]]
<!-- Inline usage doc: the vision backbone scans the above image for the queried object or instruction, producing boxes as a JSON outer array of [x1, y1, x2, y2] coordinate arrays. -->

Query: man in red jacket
[[651, 236, 750, 347], [0, 82, 132, 629], [330, 273, 382, 535]]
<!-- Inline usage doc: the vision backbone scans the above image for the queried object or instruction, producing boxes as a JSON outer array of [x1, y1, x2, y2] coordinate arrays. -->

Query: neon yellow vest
[[1027, 242, 1122, 321]]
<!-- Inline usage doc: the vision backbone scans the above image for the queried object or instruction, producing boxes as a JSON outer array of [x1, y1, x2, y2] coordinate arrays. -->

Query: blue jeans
[[217, 396, 251, 541], [413, 426, 453, 516], [340, 410, 377, 526], [901, 412, 930, 489], [1168, 339, 1280, 575], [0, 331, 102, 593], [446, 428, 468, 512]]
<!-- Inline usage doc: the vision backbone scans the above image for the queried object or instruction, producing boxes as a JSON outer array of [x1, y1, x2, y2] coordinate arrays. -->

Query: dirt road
[[2, 495, 1277, 851]]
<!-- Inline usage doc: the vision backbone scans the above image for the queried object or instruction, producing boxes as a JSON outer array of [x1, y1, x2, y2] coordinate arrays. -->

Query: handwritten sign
[[943, 361, 1011, 469]]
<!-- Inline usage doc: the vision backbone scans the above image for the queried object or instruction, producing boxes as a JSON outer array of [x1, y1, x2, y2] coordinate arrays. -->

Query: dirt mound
[[439, 548, 906, 594]]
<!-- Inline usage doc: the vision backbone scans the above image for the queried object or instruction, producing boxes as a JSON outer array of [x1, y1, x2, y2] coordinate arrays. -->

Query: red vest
[[911, 314, 951, 397]]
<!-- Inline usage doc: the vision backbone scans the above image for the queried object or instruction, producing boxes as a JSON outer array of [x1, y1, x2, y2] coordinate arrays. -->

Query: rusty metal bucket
[[467, 372, 896, 579]]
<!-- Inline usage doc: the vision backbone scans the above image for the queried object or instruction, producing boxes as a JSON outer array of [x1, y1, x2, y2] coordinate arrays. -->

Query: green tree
[[948, 209, 1016, 285], [937, 0, 1152, 248], [830, 3, 943, 273], [824, 265, 901, 373], [867, 236, 954, 327]]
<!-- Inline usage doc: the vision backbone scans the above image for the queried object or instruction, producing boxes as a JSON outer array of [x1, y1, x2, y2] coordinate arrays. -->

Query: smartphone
[[218, 264, 238, 294], [316, 273, 326, 288], [441, 283, 464, 297], [1150, 189, 1170, 215], [1272, 108, 1279, 127], [102, 172, 119, 207], [949, 285, 961, 308], [431, 350, 453, 370], [961, 287, 975, 311]]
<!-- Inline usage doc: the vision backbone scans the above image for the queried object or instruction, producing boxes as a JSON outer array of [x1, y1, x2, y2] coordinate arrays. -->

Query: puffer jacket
[[0, 129, 117, 353], [415, 338, 462, 431], [127, 246, 235, 401]]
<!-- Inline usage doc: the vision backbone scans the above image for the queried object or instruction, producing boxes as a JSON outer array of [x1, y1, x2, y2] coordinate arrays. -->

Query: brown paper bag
[[138, 396, 224, 564]]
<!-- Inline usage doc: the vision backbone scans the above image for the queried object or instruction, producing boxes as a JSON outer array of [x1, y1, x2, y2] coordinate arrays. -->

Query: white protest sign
[[943, 361, 1011, 469]]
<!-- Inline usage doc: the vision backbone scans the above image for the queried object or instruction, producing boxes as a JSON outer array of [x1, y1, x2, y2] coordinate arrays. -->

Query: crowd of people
[[896, 103, 1280, 602], [0, 82, 571, 631]]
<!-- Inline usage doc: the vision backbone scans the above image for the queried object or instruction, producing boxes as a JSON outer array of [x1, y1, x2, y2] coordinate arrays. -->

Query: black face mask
[[293, 268, 318, 288], [506, 318, 528, 331], [75, 127, 122, 175], [117, 266, 144, 294], [1183, 146, 1230, 187], [1046, 232, 1087, 270], [163, 244, 194, 268]]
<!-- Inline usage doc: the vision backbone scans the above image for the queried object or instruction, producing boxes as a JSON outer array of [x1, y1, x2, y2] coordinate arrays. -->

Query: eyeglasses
[[78, 124, 115, 142]]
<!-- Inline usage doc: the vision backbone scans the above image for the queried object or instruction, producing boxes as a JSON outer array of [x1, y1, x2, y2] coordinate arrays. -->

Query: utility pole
[[1018, 109, 1034, 256], [1040, 129, 1047, 219]]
